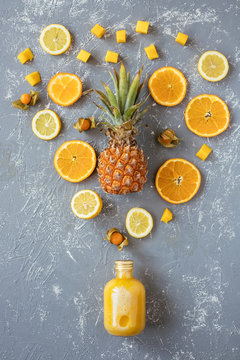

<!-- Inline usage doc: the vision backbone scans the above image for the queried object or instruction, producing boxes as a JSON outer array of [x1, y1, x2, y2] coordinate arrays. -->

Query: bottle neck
[[115, 260, 134, 279], [116, 269, 133, 279]]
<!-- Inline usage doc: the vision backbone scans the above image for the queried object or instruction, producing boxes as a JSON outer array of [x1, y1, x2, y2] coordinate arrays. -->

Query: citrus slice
[[185, 94, 230, 137], [198, 51, 229, 82], [32, 109, 61, 140], [47, 73, 82, 106], [71, 190, 102, 219], [125, 207, 153, 238], [40, 24, 71, 55], [148, 66, 187, 106], [54, 140, 96, 182], [155, 158, 201, 204]]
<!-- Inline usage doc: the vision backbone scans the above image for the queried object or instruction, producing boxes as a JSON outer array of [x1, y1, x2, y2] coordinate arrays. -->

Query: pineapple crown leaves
[[93, 62, 150, 129]]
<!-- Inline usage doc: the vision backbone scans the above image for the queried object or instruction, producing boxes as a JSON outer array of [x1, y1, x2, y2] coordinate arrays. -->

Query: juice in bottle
[[104, 260, 145, 336]]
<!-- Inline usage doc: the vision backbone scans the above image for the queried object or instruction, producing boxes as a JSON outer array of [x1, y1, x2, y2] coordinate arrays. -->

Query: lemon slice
[[71, 190, 102, 219], [126, 207, 153, 238], [40, 24, 71, 55], [198, 51, 229, 82], [32, 109, 61, 140]]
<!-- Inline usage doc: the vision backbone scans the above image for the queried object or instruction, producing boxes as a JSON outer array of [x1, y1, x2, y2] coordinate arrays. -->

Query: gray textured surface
[[0, 0, 240, 359]]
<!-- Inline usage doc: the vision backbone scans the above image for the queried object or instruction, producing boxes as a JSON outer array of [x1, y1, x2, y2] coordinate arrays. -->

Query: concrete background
[[0, 0, 240, 359]]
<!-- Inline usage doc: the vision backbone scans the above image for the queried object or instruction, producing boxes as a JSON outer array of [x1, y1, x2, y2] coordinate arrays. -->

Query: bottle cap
[[115, 260, 133, 270]]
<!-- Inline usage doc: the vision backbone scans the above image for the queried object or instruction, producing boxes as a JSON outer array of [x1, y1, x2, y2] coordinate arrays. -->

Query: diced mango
[[116, 30, 126, 43], [91, 24, 106, 38], [17, 48, 34, 64], [105, 51, 119, 63], [196, 144, 212, 161], [144, 44, 159, 60], [25, 71, 41, 86], [175, 32, 188, 45], [136, 20, 149, 34], [161, 208, 173, 223], [77, 49, 91, 63]]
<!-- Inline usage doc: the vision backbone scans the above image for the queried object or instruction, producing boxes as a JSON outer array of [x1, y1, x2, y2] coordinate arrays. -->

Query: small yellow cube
[[77, 49, 91, 63], [105, 51, 119, 63], [196, 144, 212, 161], [116, 30, 126, 43], [91, 24, 106, 38], [25, 71, 41, 86], [136, 21, 149, 34], [17, 48, 34, 64], [144, 44, 159, 60], [161, 208, 173, 224], [175, 32, 188, 45]]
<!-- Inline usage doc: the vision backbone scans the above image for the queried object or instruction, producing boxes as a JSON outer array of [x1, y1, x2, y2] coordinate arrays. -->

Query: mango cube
[[105, 51, 119, 63], [161, 208, 173, 224], [196, 144, 212, 161], [17, 48, 34, 64], [116, 30, 126, 43], [144, 44, 159, 60], [77, 49, 91, 63], [136, 21, 149, 34], [25, 71, 41, 86], [175, 32, 188, 45], [91, 24, 105, 38]]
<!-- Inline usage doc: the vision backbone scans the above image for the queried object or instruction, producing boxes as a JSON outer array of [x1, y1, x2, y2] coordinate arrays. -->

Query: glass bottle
[[104, 260, 145, 336]]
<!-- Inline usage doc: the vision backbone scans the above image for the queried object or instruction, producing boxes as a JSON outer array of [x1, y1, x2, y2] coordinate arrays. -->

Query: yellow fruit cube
[[17, 48, 34, 64], [105, 51, 119, 63], [91, 24, 106, 38], [175, 32, 188, 45], [196, 144, 212, 161], [144, 44, 159, 60], [25, 71, 41, 86], [161, 208, 173, 223], [136, 21, 149, 34], [77, 49, 91, 63], [116, 30, 126, 43]]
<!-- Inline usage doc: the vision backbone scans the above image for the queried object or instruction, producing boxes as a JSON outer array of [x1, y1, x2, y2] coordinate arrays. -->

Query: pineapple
[[94, 62, 150, 195]]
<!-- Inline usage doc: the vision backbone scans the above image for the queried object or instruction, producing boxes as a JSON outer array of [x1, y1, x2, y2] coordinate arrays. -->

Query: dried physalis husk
[[73, 116, 96, 133], [29, 91, 39, 106], [158, 128, 180, 148], [12, 100, 29, 111], [12, 91, 39, 110], [104, 228, 128, 251]]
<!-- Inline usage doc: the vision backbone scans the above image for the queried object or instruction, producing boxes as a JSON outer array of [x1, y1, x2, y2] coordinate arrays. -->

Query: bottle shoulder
[[104, 277, 145, 292]]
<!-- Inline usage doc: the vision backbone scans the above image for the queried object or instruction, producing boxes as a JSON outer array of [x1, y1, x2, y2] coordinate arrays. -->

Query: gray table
[[0, 0, 240, 359]]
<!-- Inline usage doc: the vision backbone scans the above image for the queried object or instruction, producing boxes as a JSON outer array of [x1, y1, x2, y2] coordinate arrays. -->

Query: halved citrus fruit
[[198, 51, 229, 82], [155, 158, 201, 204], [125, 207, 153, 238], [71, 190, 102, 219], [47, 73, 82, 106], [185, 94, 230, 137], [54, 140, 96, 182], [148, 66, 187, 106], [40, 24, 71, 55], [32, 109, 61, 140]]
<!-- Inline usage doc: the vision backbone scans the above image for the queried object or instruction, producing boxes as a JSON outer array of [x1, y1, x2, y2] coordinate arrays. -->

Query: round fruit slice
[[155, 158, 201, 204], [148, 66, 187, 106], [71, 190, 102, 219], [54, 140, 96, 182], [198, 51, 229, 82], [32, 109, 61, 140], [40, 24, 71, 55], [47, 73, 82, 106], [126, 207, 153, 238], [185, 94, 230, 137]]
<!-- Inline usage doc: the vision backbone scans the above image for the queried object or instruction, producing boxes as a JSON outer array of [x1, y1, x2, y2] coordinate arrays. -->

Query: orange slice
[[155, 158, 201, 204], [54, 140, 96, 182], [185, 94, 230, 137], [148, 66, 187, 106], [47, 73, 82, 106]]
